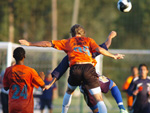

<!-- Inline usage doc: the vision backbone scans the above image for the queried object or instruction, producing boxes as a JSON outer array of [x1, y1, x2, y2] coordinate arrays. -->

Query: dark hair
[[138, 64, 148, 70], [13, 47, 25, 61], [70, 24, 85, 37]]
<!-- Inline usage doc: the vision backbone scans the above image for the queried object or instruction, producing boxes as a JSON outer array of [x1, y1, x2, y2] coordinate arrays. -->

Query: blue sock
[[111, 86, 125, 110]]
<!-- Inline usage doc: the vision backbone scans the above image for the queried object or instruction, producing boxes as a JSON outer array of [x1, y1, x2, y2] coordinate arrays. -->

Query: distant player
[[127, 64, 150, 113], [19, 24, 124, 113], [3, 47, 45, 113], [40, 70, 56, 113], [122, 66, 139, 112]]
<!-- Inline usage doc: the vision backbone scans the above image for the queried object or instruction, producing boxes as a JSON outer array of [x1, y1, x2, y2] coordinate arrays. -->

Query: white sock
[[61, 92, 72, 113], [96, 101, 107, 113]]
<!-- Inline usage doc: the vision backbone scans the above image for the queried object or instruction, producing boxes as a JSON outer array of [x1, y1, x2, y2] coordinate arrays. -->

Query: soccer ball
[[117, 0, 132, 12]]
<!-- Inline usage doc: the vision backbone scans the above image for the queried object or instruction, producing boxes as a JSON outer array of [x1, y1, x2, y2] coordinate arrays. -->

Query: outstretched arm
[[19, 40, 54, 47], [45, 77, 57, 90], [95, 47, 124, 59], [39, 71, 57, 90], [45, 55, 69, 90], [51, 56, 69, 80]]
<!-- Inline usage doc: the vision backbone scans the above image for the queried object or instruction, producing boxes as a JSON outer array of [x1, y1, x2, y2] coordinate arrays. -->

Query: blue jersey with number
[[41, 78, 56, 99], [128, 76, 150, 113]]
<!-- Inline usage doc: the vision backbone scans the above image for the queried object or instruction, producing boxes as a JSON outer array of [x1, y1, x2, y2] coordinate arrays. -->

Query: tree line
[[0, 0, 150, 49]]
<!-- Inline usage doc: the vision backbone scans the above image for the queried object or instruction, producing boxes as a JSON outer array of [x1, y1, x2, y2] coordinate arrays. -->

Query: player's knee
[[66, 87, 75, 94], [94, 93, 103, 101], [111, 82, 116, 89], [66, 83, 77, 94]]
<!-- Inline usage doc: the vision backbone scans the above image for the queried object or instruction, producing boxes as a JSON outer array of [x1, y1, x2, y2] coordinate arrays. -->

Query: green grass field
[[51, 95, 127, 113]]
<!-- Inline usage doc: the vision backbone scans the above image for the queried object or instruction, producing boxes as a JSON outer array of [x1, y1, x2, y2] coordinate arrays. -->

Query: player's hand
[[42, 87, 46, 91], [108, 31, 117, 39], [45, 77, 57, 90], [45, 84, 53, 90], [39, 72, 45, 80], [114, 54, 125, 59], [133, 89, 139, 96], [19, 39, 30, 46]]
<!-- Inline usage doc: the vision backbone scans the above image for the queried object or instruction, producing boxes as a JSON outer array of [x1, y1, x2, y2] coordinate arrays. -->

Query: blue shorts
[[40, 98, 53, 110]]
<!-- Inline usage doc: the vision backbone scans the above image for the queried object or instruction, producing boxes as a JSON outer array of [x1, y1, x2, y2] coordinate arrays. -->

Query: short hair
[[70, 24, 85, 37], [138, 64, 148, 70], [13, 47, 25, 61]]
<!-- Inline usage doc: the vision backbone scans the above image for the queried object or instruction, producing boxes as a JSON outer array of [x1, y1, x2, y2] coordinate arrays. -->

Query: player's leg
[[47, 99, 53, 113], [110, 82, 128, 113], [89, 88, 107, 113], [61, 85, 76, 113], [1, 92, 9, 113], [84, 64, 107, 113], [40, 98, 45, 113], [98, 75, 128, 113], [80, 85, 100, 113], [62, 64, 82, 113]]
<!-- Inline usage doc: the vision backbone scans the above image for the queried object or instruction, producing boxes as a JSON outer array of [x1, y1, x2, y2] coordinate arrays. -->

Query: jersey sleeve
[[31, 69, 45, 88], [3, 68, 10, 88], [92, 43, 108, 58], [122, 76, 133, 91], [52, 39, 68, 51], [51, 55, 69, 80], [89, 38, 100, 52], [127, 80, 135, 96], [99, 43, 108, 51]]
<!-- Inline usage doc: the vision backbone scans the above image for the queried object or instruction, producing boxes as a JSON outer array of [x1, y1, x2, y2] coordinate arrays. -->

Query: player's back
[[3, 64, 44, 113], [53, 36, 99, 66]]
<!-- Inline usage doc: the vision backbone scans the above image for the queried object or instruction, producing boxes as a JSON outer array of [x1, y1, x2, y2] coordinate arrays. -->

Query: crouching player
[[45, 31, 128, 113]]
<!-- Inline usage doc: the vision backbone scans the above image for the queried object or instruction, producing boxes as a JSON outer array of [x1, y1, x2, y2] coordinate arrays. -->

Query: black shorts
[[68, 64, 99, 89]]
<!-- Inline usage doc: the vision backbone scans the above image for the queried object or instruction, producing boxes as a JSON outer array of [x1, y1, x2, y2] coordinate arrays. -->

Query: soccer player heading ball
[[117, 0, 132, 12]]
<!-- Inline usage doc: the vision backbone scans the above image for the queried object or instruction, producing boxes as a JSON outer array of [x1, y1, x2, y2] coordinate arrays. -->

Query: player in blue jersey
[[40, 71, 56, 113], [127, 64, 150, 113], [45, 31, 128, 113]]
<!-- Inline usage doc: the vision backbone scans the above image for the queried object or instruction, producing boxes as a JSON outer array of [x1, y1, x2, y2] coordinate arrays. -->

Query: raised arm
[[92, 31, 117, 58], [104, 31, 117, 49], [19, 40, 53, 47]]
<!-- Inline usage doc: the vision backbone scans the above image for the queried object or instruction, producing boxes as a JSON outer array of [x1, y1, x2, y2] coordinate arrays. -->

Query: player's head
[[13, 47, 25, 61], [138, 64, 149, 79], [131, 66, 138, 77], [70, 24, 85, 37], [47, 70, 52, 79]]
